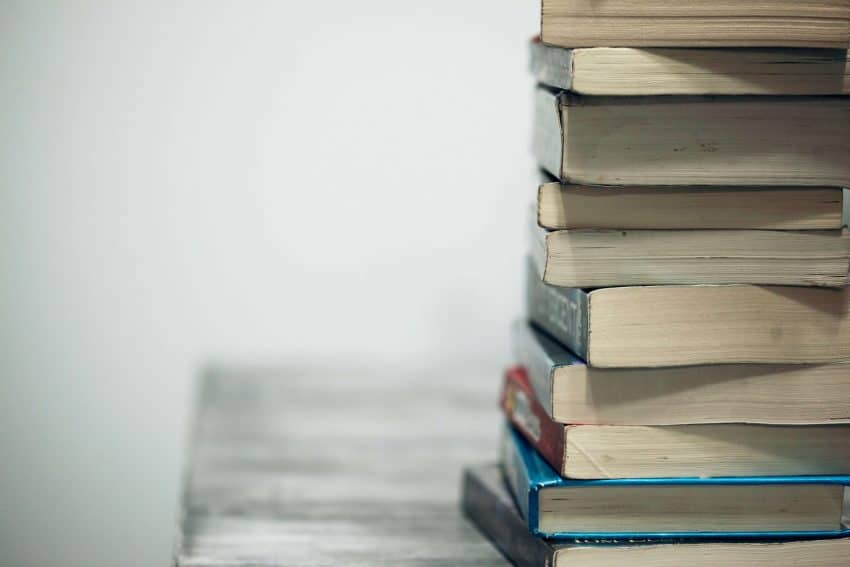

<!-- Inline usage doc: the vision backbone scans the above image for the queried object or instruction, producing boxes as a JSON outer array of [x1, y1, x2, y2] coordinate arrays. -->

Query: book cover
[[461, 464, 560, 566], [525, 256, 589, 360], [510, 320, 583, 420], [500, 365, 565, 475]]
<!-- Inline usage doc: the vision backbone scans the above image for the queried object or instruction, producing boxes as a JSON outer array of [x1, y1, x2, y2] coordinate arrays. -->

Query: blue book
[[501, 424, 850, 541]]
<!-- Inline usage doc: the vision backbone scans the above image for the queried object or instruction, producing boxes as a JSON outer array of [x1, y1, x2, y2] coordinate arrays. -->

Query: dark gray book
[[461, 464, 850, 566], [461, 464, 563, 566], [525, 256, 588, 361]]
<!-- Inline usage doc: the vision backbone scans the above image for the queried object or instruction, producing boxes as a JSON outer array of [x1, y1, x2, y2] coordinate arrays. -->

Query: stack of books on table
[[462, 1, 850, 565]]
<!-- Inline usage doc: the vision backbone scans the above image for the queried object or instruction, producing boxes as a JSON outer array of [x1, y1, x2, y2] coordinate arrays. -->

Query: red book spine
[[500, 366, 566, 476]]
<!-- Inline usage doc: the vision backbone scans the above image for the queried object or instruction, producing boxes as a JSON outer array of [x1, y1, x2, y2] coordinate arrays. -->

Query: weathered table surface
[[173, 365, 509, 566]]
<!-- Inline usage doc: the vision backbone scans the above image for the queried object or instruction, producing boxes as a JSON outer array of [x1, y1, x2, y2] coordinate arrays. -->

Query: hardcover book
[[512, 321, 850, 426], [530, 39, 850, 96], [501, 424, 850, 540], [462, 464, 850, 567], [539, 0, 850, 48], [525, 258, 850, 367], [501, 365, 850, 479], [532, 87, 850, 187]]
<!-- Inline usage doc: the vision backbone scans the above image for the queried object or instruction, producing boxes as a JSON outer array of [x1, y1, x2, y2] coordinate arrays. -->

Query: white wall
[[0, 2, 535, 566]]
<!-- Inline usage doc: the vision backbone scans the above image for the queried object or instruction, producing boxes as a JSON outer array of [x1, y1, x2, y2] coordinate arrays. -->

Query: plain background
[[1, 1, 536, 566]]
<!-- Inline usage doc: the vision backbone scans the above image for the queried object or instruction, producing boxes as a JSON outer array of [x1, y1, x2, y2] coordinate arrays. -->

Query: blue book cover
[[501, 423, 850, 541]]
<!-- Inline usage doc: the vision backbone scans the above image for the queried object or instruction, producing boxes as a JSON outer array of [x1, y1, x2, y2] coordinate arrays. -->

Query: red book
[[500, 366, 566, 476]]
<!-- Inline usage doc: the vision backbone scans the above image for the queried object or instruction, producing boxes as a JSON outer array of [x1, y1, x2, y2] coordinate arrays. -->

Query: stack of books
[[462, 1, 850, 565]]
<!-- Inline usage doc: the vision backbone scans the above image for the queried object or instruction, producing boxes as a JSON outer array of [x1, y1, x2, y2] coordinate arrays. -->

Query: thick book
[[530, 39, 850, 96], [540, 0, 850, 48], [533, 87, 850, 187], [537, 178, 845, 231], [513, 321, 850, 426], [525, 258, 850, 367], [461, 464, 850, 567], [501, 424, 850, 540], [530, 218, 850, 288], [501, 365, 850, 479]]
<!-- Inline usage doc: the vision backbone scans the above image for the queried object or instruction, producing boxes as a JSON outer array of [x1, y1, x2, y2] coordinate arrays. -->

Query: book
[[501, 424, 850, 540], [533, 88, 850, 187], [462, 464, 850, 567], [539, 0, 850, 48], [501, 365, 850, 479], [525, 258, 850, 367], [530, 221, 850, 288], [537, 178, 845, 230], [513, 321, 850, 426], [530, 40, 850, 96]]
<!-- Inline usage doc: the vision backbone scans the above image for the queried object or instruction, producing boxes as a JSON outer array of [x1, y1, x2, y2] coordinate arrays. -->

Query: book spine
[[532, 87, 565, 180], [501, 367, 567, 476], [525, 257, 589, 360], [460, 467, 556, 567], [529, 40, 572, 91], [512, 322, 556, 417], [499, 423, 535, 530]]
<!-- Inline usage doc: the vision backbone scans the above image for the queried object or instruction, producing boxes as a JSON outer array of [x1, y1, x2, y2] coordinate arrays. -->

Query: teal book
[[462, 464, 850, 566], [501, 424, 850, 541]]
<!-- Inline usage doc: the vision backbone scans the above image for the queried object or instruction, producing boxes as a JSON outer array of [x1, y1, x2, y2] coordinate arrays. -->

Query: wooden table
[[174, 365, 510, 566]]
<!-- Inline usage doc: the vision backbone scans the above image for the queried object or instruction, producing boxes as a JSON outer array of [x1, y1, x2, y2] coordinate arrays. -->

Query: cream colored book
[[537, 181, 844, 230], [560, 424, 850, 479], [531, 221, 850, 288], [513, 321, 850, 425], [525, 259, 850, 367], [530, 40, 850, 95], [540, 0, 850, 48], [533, 88, 850, 187]]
